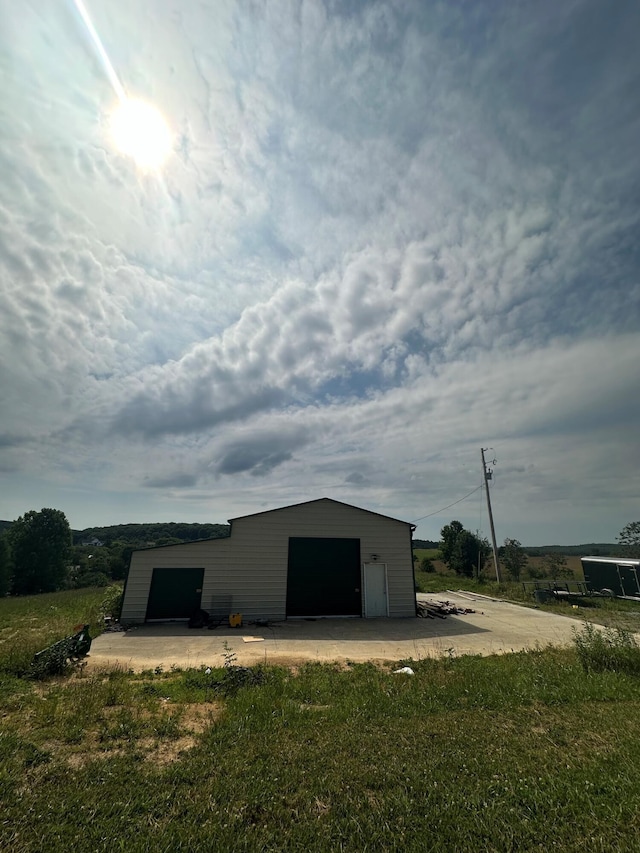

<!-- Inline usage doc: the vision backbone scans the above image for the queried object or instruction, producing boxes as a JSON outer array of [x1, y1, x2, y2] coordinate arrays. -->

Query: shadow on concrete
[[121, 616, 490, 643]]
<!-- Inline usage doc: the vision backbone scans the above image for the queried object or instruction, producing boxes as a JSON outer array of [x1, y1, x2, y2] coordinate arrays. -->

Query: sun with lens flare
[[110, 98, 172, 169]]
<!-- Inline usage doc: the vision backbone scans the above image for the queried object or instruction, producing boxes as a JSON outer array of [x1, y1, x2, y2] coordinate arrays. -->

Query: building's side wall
[[121, 500, 415, 624], [121, 538, 234, 624]]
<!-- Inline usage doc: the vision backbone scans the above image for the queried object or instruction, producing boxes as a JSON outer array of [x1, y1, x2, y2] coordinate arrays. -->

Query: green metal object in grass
[[30, 624, 92, 679]]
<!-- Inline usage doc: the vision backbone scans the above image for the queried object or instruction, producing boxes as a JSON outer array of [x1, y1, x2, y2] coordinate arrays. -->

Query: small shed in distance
[[121, 498, 417, 625], [581, 556, 640, 598]]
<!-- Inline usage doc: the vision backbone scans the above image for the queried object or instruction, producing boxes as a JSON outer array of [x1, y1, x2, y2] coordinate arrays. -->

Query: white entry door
[[363, 562, 388, 617]]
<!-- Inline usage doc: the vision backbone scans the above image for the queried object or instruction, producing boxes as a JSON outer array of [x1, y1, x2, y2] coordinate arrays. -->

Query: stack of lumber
[[417, 599, 476, 619]]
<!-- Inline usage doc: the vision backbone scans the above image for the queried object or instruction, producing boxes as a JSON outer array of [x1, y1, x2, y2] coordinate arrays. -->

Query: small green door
[[146, 567, 204, 620]]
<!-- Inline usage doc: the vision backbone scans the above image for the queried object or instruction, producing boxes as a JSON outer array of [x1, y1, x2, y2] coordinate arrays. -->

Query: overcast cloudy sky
[[0, 0, 638, 544]]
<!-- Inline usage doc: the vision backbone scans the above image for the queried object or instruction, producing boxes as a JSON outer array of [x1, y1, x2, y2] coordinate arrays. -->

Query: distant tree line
[[0, 511, 230, 597], [1, 509, 638, 598], [523, 543, 628, 557], [72, 522, 230, 546], [412, 538, 440, 550], [411, 519, 640, 583], [412, 537, 627, 561]]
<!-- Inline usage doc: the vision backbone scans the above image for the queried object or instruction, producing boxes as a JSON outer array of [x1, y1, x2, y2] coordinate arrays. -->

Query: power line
[[412, 485, 483, 523]]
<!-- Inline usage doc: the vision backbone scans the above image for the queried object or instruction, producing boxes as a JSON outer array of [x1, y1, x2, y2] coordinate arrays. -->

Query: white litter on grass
[[242, 636, 265, 643], [393, 666, 415, 675]]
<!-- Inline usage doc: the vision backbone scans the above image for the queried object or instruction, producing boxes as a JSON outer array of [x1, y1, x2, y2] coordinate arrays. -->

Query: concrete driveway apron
[[87, 591, 588, 671]]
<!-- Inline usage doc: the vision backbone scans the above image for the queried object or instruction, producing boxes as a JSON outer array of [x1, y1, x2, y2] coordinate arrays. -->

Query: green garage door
[[287, 537, 361, 617], [146, 567, 204, 620]]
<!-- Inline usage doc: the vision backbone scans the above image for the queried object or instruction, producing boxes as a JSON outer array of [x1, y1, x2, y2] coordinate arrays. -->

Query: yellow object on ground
[[229, 613, 243, 627]]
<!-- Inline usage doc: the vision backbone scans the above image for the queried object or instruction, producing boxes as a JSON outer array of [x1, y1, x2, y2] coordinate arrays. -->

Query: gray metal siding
[[121, 499, 415, 624]]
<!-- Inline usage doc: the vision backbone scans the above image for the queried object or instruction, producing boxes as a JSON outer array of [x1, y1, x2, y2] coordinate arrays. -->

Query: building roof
[[228, 497, 416, 530], [129, 497, 416, 555]]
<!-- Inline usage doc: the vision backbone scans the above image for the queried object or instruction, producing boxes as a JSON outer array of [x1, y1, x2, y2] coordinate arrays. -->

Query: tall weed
[[100, 584, 124, 621], [573, 621, 640, 674]]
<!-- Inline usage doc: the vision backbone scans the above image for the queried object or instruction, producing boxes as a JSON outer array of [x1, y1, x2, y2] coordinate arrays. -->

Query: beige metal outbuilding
[[120, 498, 416, 625]]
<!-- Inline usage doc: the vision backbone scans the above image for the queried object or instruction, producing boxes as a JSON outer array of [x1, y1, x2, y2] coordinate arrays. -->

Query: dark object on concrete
[[31, 625, 92, 678], [102, 622, 126, 633], [417, 599, 475, 619], [188, 608, 210, 629], [206, 595, 234, 629]]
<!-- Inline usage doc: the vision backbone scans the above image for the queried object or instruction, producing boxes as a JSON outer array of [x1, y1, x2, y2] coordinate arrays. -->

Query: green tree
[[69, 540, 131, 585], [9, 508, 72, 595], [500, 538, 528, 581], [419, 556, 436, 573], [618, 521, 640, 557], [440, 521, 464, 569], [528, 562, 549, 580], [542, 553, 572, 580], [107, 541, 132, 580], [440, 521, 490, 578], [457, 530, 491, 578], [0, 534, 12, 596]]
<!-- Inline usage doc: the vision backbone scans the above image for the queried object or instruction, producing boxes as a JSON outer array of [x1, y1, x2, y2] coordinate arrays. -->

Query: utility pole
[[481, 447, 501, 583]]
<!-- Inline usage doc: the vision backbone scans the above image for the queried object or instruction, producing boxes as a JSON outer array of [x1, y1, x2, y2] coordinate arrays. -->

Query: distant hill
[[412, 539, 439, 550], [0, 518, 623, 558], [411, 537, 623, 557], [524, 544, 623, 557], [72, 522, 230, 546]]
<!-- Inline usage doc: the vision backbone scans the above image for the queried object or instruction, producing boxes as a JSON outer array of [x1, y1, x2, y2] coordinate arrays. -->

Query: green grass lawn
[[3, 589, 640, 851], [412, 547, 440, 561]]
